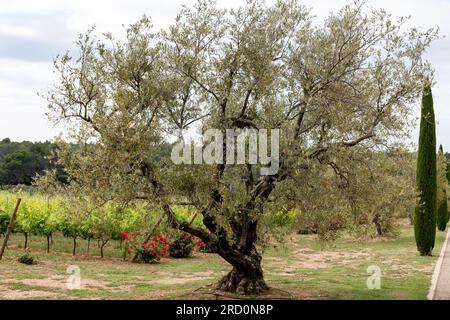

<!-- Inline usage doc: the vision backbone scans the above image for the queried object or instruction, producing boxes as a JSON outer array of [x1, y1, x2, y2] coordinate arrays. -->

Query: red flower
[[143, 242, 155, 250], [196, 239, 205, 247], [121, 231, 129, 241]]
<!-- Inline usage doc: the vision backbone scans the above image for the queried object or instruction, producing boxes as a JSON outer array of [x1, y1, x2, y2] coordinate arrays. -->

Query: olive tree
[[45, 0, 437, 294], [342, 149, 416, 238]]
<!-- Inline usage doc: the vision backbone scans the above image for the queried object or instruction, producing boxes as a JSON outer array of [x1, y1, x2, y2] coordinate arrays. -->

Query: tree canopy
[[44, 0, 438, 294], [0, 139, 65, 186]]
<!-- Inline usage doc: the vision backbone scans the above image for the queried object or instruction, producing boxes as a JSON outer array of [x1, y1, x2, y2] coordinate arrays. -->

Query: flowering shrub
[[135, 234, 171, 263], [169, 231, 195, 258], [195, 238, 214, 253]]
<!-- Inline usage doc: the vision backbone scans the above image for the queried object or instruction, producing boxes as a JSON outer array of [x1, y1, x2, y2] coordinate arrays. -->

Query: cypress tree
[[437, 145, 448, 231], [414, 84, 437, 256], [446, 158, 450, 184]]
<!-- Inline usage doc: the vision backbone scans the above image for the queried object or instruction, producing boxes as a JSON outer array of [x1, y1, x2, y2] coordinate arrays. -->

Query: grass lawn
[[0, 222, 446, 300]]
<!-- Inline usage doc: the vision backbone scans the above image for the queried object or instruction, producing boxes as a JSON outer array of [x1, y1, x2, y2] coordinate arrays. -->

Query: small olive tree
[[45, 0, 437, 294], [344, 149, 416, 238]]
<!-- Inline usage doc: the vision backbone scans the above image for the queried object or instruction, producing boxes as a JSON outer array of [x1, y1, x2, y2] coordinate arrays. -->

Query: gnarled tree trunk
[[161, 173, 278, 296], [215, 218, 269, 295], [216, 251, 268, 295], [372, 213, 384, 237]]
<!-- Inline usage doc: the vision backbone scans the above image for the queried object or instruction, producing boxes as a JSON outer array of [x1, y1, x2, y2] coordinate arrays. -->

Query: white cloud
[[0, 58, 60, 141], [0, 24, 37, 37]]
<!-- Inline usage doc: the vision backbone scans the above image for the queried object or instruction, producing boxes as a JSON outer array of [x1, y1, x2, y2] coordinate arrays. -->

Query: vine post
[[0, 198, 22, 260]]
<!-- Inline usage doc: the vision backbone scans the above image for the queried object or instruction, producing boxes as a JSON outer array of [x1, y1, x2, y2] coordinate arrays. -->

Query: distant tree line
[[0, 138, 66, 186], [445, 152, 450, 183]]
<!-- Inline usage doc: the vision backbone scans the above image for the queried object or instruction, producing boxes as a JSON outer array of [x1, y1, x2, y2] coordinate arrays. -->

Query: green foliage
[[0, 192, 63, 238], [0, 191, 189, 258], [0, 210, 9, 235], [89, 207, 121, 241], [296, 208, 347, 242], [437, 145, 448, 231], [171, 206, 203, 229], [445, 152, 450, 184], [18, 253, 35, 265], [0, 139, 65, 186], [414, 84, 437, 256], [265, 209, 297, 228], [347, 150, 416, 238]]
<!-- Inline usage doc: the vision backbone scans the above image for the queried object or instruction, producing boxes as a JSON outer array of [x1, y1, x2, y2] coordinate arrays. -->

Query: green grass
[[0, 222, 446, 300]]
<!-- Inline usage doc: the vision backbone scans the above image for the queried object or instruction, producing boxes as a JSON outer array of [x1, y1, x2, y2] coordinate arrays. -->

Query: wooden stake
[[0, 198, 22, 261], [188, 212, 198, 225]]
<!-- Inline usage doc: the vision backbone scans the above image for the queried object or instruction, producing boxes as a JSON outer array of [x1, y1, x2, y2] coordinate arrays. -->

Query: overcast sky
[[1, 0, 449, 149]]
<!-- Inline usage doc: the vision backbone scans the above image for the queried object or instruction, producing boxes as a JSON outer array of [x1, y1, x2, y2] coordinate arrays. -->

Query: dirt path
[[430, 229, 450, 300]]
